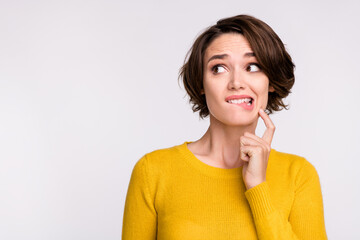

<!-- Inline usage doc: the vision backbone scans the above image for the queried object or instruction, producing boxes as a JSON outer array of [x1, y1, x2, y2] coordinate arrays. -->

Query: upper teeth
[[227, 98, 252, 104]]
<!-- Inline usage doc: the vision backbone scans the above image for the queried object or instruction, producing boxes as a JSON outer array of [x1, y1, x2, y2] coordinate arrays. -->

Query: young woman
[[122, 14, 327, 239]]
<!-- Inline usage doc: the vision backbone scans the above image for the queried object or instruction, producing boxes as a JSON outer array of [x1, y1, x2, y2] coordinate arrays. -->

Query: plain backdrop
[[1, 0, 360, 239]]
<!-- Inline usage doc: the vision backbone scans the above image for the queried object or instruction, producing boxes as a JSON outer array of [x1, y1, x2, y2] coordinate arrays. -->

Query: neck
[[196, 114, 258, 168]]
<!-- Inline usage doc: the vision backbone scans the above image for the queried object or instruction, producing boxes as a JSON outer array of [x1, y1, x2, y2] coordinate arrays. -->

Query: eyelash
[[246, 63, 261, 72], [211, 64, 225, 74], [211, 63, 261, 74]]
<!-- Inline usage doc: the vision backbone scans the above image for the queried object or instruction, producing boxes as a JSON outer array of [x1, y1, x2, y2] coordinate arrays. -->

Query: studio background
[[1, 0, 359, 239]]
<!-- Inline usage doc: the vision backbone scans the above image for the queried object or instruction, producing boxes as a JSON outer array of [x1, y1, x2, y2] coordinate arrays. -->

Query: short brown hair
[[178, 14, 295, 119]]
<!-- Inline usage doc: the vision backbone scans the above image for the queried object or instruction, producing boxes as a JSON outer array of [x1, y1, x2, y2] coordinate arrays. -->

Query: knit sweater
[[122, 141, 327, 239]]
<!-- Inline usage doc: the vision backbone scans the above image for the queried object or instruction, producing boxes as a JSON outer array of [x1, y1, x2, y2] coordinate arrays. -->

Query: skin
[[187, 32, 276, 190]]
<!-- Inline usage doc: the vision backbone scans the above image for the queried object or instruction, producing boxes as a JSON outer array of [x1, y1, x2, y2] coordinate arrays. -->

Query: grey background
[[1, 0, 359, 239]]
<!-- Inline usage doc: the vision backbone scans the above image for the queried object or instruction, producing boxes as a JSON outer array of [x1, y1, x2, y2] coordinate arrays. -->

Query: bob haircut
[[179, 14, 295, 119]]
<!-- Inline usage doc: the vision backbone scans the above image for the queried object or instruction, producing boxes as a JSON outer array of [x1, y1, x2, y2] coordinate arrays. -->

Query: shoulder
[[269, 148, 319, 181], [144, 142, 183, 164], [270, 148, 314, 168], [134, 142, 185, 176]]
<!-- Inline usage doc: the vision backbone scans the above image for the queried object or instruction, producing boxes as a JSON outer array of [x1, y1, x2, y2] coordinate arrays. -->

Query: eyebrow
[[207, 52, 255, 63]]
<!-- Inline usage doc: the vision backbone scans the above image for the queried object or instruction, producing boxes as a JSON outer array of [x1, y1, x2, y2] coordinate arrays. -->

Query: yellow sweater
[[122, 141, 327, 239]]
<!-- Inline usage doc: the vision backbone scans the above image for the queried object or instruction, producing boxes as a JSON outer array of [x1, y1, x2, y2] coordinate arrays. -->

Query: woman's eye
[[247, 63, 261, 72], [212, 65, 226, 74]]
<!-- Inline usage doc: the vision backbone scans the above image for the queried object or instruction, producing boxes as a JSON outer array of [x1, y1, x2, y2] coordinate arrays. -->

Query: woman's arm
[[245, 160, 327, 240], [240, 109, 327, 239], [289, 160, 327, 238], [122, 155, 157, 239]]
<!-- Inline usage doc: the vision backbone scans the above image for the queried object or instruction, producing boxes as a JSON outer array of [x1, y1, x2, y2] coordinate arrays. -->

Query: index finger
[[259, 108, 276, 144]]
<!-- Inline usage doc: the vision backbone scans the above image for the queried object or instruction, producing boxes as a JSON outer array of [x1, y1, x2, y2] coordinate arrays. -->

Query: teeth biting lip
[[225, 95, 254, 105], [227, 98, 253, 105]]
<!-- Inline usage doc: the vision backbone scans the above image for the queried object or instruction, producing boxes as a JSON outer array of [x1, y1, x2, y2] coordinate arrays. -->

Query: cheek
[[204, 87, 219, 108], [255, 79, 270, 107], [203, 81, 224, 112], [262, 93, 269, 108]]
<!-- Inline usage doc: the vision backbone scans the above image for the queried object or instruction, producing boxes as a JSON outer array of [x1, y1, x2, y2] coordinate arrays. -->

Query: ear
[[269, 86, 275, 92], [200, 89, 205, 95]]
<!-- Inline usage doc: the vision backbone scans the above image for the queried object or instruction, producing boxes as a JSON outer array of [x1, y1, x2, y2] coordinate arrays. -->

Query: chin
[[212, 113, 257, 127], [226, 119, 256, 127]]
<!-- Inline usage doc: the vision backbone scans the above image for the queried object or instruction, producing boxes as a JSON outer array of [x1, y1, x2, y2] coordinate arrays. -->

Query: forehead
[[204, 33, 252, 59]]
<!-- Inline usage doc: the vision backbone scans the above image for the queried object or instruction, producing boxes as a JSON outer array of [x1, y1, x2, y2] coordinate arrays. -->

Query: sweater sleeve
[[122, 154, 157, 239], [245, 160, 327, 240]]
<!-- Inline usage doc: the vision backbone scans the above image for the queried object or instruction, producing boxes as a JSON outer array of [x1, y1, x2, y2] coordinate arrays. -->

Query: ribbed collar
[[177, 141, 276, 179]]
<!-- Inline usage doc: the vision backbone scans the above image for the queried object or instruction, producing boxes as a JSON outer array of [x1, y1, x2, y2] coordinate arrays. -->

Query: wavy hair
[[178, 14, 295, 119]]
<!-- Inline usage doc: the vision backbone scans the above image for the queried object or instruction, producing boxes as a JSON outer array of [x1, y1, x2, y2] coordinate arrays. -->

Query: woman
[[122, 15, 327, 239]]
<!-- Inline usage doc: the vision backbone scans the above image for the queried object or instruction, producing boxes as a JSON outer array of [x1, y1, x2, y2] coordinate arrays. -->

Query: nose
[[228, 69, 247, 90]]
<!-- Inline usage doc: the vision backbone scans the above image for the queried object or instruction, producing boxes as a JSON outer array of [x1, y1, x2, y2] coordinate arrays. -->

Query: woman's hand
[[240, 109, 275, 190]]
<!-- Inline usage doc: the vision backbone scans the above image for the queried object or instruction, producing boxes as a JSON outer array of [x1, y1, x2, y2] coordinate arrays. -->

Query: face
[[202, 32, 274, 126]]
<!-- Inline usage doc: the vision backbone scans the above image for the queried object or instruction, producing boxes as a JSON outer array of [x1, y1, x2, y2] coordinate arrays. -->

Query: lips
[[225, 95, 254, 110], [225, 95, 254, 102]]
